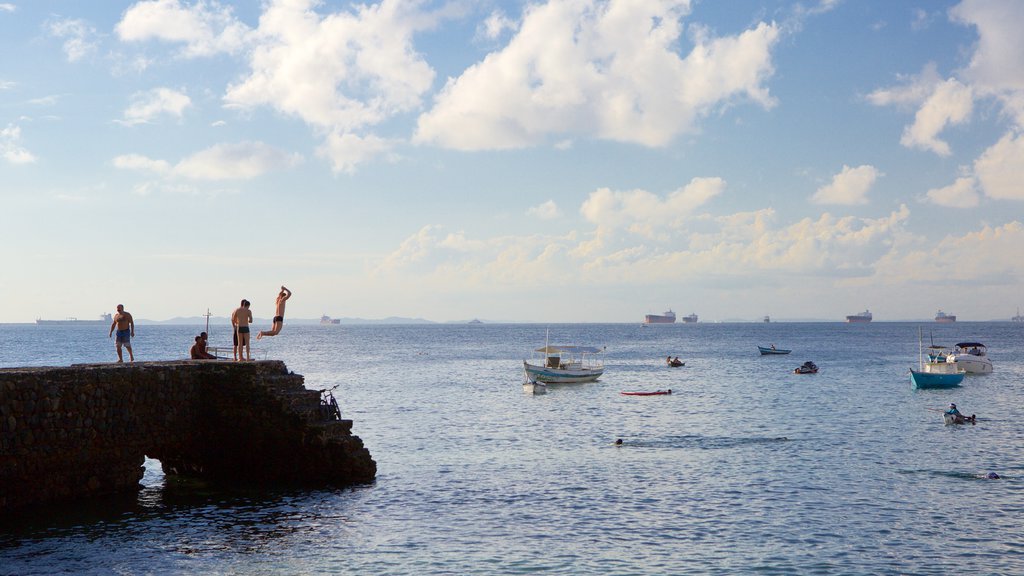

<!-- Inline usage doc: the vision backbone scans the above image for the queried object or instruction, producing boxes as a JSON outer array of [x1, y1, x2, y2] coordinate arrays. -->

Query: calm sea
[[1, 322, 1023, 575]]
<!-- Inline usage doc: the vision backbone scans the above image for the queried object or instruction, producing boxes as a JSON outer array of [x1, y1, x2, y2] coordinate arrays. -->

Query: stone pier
[[0, 360, 375, 512]]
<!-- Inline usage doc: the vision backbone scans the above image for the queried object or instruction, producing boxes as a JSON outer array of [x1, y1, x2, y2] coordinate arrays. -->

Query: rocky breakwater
[[0, 360, 375, 512]]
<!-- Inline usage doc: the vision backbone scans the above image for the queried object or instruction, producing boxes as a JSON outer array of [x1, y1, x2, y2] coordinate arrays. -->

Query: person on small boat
[[945, 403, 975, 424], [666, 356, 673, 366]]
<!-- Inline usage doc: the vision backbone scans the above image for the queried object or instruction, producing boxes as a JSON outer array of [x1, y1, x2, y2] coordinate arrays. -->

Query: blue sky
[[2, 0, 1023, 323]]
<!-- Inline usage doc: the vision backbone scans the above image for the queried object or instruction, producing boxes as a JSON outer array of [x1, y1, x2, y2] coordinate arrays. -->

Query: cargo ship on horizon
[[845, 310, 872, 323], [644, 310, 676, 324], [36, 313, 113, 326], [935, 310, 956, 323]]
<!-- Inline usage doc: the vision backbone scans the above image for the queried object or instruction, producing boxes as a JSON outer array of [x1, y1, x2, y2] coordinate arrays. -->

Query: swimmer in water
[[615, 438, 623, 446]]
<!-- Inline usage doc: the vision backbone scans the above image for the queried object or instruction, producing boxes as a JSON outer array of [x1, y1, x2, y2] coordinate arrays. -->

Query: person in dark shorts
[[107, 304, 135, 362], [257, 286, 292, 340], [231, 299, 253, 361]]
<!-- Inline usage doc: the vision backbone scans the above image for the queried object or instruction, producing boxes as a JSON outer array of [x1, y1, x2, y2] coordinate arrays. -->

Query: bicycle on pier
[[318, 385, 342, 421]]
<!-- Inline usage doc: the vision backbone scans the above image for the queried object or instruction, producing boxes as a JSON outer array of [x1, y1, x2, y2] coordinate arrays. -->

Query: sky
[[2, 0, 1024, 323]]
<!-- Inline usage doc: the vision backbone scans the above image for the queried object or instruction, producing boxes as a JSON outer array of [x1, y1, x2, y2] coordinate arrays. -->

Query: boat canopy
[[535, 345, 603, 354], [955, 342, 986, 348]]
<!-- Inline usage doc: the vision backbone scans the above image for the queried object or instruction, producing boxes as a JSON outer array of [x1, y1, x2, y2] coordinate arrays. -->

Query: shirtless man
[[257, 286, 292, 340], [231, 299, 253, 361], [107, 304, 135, 362]]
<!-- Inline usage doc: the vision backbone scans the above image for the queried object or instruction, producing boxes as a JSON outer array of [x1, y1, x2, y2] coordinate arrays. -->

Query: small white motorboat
[[948, 342, 993, 374]]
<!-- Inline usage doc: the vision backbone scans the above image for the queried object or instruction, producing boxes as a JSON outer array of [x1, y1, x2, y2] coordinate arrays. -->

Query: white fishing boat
[[523, 340, 604, 384], [948, 342, 993, 374], [910, 328, 965, 389]]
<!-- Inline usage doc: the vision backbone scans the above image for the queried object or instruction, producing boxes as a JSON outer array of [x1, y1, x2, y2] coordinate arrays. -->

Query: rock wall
[[0, 361, 375, 512]]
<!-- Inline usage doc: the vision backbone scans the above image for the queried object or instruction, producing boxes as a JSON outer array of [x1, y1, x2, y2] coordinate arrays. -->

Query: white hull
[[949, 355, 993, 374], [523, 361, 603, 384]]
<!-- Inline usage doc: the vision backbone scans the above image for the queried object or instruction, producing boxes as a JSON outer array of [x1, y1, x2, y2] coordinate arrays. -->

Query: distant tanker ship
[[935, 310, 956, 323], [644, 310, 676, 324], [845, 310, 872, 323], [36, 313, 113, 326]]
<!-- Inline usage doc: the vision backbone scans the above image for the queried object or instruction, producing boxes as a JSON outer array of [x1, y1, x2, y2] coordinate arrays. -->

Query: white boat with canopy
[[523, 344, 605, 384]]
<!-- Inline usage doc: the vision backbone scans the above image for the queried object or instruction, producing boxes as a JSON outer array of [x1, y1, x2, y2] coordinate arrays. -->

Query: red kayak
[[620, 390, 672, 396]]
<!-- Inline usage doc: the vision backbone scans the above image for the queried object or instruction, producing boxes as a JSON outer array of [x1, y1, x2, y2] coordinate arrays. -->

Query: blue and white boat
[[523, 344, 604, 384], [758, 345, 791, 355], [910, 328, 964, 389]]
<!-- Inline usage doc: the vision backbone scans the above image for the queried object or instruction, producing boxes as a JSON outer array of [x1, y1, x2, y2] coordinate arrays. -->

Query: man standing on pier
[[108, 304, 135, 362], [231, 299, 253, 361]]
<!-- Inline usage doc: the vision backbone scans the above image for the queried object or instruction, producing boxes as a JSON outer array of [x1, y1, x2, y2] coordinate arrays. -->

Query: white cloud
[[811, 165, 881, 205], [113, 153, 171, 173], [868, 64, 972, 155], [973, 131, 1024, 200], [924, 177, 980, 208], [873, 221, 1024, 284], [371, 204, 914, 294], [478, 9, 515, 40], [175, 141, 302, 180], [0, 80, 14, 90], [118, 87, 191, 126], [949, 0, 1024, 94], [46, 17, 98, 62], [1, 124, 36, 164], [867, 63, 943, 108], [317, 132, 393, 174], [580, 177, 725, 238], [527, 200, 561, 220], [415, 0, 780, 150], [113, 141, 302, 181], [116, 0, 250, 57], [225, 0, 434, 132], [900, 79, 973, 155], [0, 4, 16, 13]]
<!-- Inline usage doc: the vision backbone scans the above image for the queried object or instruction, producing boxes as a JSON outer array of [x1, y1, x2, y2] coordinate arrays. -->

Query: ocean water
[[1, 321, 1023, 575]]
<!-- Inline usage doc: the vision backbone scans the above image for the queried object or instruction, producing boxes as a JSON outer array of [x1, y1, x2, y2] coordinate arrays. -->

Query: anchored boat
[[948, 342, 993, 374], [523, 343, 604, 384], [910, 328, 965, 389]]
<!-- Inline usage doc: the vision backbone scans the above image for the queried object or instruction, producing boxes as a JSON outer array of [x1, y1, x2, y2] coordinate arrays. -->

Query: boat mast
[[917, 326, 923, 370], [205, 308, 212, 335]]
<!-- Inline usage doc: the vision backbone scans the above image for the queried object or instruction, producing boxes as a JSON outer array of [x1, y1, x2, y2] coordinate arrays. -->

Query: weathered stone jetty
[[0, 360, 375, 512]]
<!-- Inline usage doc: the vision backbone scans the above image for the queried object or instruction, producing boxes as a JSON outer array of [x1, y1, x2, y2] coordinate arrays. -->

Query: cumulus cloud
[[372, 204, 914, 295], [924, 177, 980, 208], [46, 17, 98, 62], [316, 132, 393, 174], [527, 200, 561, 220], [1, 124, 36, 164], [580, 177, 725, 238], [415, 0, 780, 150], [811, 165, 881, 205], [118, 87, 191, 126], [113, 153, 171, 173], [900, 79, 972, 155], [478, 9, 515, 41], [973, 131, 1024, 200], [113, 141, 302, 181], [869, 64, 972, 155], [0, 4, 15, 13], [116, 0, 250, 57], [219, 0, 435, 171], [873, 221, 1024, 284], [949, 0, 1024, 94]]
